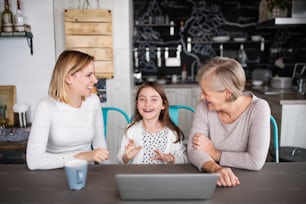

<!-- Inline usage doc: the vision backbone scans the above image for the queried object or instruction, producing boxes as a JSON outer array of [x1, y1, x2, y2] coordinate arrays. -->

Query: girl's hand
[[123, 139, 142, 164], [192, 133, 221, 162], [74, 148, 109, 163], [153, 150, 175, 163]]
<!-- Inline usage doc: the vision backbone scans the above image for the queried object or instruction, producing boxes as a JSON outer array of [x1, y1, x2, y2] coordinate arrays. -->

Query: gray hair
[[196, 57, 246, 101]]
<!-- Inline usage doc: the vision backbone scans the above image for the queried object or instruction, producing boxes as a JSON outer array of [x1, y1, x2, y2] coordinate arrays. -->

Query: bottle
[[170, 21, 174, 36], [181, 64, 187, 81], [219, 44, 223, 57], [180, 20, 184, 33], [14, 0, 25, 32], [187, 37, 192, 52], [1, 0, 14, 32], [237, 44, 247, 67], [258, 0, 268, 22]]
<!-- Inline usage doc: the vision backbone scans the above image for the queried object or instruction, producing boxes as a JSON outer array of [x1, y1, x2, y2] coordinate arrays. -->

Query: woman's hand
[[202, 160, 240, 187], [153, 150, 175, 163], [74, 148, 109, 163], [215, 167, 240, 187], [192, 133, 221, 162], [122, 139, 142, 164]]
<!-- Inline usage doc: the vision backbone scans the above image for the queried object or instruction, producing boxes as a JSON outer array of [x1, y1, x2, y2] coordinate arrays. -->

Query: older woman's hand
[[192, 133, 221, 162], [215, 167, 240, 187]]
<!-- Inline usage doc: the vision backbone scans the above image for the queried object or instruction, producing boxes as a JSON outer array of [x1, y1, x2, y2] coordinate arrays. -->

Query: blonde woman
[[26, 50, 109, 170]]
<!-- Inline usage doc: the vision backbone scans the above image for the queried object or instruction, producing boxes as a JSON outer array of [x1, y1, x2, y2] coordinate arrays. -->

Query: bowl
[[251, 35, 261, 42], [212, 36, 230, 43], [233, 37, 246, 42], [252, 80, 264, 86]]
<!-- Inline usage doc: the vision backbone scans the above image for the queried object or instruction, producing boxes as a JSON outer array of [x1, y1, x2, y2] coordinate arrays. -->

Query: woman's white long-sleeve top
[[26, 94, 107, 170], [117, 121, 187, 164]]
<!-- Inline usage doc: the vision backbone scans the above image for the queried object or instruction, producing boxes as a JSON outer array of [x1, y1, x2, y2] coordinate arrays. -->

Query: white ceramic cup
[[64, 159, 88, 190]]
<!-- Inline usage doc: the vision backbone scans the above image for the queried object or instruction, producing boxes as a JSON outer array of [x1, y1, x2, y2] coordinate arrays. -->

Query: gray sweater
[[187, 92, 271, 171]]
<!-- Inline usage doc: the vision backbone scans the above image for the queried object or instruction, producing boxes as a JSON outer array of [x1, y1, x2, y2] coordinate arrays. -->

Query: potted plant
[[267, 0, 291, 18]]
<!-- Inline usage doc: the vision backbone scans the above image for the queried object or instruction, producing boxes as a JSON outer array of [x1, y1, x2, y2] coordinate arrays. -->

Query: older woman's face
[[199, 77, 227, 111]]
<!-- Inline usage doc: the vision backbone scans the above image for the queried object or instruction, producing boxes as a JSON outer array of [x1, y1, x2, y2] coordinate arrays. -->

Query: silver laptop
[[115, 173, 218, 200]]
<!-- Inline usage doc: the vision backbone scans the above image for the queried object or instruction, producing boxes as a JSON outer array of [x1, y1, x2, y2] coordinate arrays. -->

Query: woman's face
[[199, 77, 227, 111], [137, 87, 165, 120], [67, 61, 98, 98]]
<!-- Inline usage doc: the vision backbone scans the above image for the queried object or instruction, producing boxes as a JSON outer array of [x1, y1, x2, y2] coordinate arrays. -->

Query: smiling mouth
[[142, 109, 154, 113]]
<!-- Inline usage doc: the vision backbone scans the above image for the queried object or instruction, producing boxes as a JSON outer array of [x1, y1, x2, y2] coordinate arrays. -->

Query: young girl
[[117, 81, 187, 164]]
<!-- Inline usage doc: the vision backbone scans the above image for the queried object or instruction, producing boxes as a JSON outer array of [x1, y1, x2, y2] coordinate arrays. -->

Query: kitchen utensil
[[274, 57, 285, 69], [271, 76, 292, 89], [297, 78, 306, 95]]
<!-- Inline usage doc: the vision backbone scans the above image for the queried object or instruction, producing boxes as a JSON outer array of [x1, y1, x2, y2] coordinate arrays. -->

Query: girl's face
[[199, 78, 227, 111], [66, 61, 98, 98], [137, 87, 165, 120]]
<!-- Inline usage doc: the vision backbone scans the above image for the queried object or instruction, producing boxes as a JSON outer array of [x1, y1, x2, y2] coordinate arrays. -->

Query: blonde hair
[[196, 57, 246, 101], [48, 50, 94, 103]]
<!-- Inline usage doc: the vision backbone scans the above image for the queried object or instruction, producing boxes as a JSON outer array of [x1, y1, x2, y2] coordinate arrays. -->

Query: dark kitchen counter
[[246, 85, 306, 105]]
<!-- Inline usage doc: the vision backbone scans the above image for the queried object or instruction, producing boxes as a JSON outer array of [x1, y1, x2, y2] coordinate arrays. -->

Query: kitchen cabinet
[[247, 86, 306, 149], [280, 102, 306, 148], [0, 32, 33, 55]]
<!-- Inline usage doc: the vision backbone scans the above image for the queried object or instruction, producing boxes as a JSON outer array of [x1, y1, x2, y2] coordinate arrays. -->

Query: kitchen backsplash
[[133, 0, 306, 83]]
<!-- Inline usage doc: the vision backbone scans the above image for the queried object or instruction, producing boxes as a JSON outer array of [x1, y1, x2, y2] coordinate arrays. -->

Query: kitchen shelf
[[191, 40, 268, 44], [256, 18, 306, 29], [0, 31, 33, 55], [134, 23, 174, 27]]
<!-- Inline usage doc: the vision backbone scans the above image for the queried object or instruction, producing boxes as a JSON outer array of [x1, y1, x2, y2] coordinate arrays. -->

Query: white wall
[[0, 0, 56, 120], [0, 0, 134, 163]]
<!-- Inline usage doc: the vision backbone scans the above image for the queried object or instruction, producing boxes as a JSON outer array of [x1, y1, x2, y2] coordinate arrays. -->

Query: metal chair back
[[169, 105, 194, 126], [102, 107, 130, 138]]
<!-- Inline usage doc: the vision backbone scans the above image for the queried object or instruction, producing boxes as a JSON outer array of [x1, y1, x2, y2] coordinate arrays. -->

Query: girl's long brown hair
[[128, 81, 184, 143]]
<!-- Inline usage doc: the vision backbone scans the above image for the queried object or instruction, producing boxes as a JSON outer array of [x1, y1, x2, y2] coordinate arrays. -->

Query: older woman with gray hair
[[188, 57, 270, 187]]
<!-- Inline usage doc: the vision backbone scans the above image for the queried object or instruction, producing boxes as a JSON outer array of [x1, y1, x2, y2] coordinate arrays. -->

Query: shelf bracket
[[26, 32, 33, 55]]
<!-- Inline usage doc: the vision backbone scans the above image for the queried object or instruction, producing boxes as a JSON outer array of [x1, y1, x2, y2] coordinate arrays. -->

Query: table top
[[0, 162, 305, 204]]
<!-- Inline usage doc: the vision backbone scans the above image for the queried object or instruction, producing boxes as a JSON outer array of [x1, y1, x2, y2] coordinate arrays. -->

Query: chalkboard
[[133, 0, 306, 81]]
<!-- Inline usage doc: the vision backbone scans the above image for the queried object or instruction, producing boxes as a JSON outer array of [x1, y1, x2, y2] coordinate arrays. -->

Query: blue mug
[[64, 159, 88, 190]]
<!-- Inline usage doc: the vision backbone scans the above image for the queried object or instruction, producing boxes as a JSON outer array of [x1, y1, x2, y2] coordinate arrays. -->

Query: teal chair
[[169, 105, 195, 126], [102, 107, 131, 138], [270, 115, 279, 163]]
